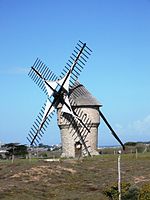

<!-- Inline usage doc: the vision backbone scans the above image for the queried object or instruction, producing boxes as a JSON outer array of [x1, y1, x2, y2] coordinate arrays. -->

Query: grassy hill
[[0, 153, 150, 200]]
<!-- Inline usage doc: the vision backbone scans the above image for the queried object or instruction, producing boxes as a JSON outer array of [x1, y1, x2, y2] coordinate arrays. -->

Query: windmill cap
[[69, 81, 102, 107]]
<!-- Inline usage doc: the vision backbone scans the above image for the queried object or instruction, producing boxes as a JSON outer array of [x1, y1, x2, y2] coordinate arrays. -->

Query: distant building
[[0, 149, 8, 159]]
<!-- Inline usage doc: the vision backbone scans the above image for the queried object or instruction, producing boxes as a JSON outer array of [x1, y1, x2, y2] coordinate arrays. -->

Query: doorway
[[75, 141, 82, 158]]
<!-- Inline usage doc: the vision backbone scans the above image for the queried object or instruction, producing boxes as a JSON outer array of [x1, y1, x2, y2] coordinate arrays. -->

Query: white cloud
[[129, 115, 150, 135], [14, 67, 29, 74], [114, 115, 150, 142], [115, 123, 123, 130], [0, 67, 29, 75]]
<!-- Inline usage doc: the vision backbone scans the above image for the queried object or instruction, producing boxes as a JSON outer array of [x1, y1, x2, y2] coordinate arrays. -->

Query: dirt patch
[[11, 165, 76, 182], [56, 165, 76, 174], [134, 176, 150, 184]]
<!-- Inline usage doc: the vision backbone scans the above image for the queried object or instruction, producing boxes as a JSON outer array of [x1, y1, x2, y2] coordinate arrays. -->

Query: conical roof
[[69, 81, 101, 107]]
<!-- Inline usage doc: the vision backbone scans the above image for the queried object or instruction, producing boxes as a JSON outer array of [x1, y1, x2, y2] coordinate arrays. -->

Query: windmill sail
[[27, 41, 92, 146], [27, 99, 55, 145], [28, 58, 58, 96], [60, 40, 92, 87]]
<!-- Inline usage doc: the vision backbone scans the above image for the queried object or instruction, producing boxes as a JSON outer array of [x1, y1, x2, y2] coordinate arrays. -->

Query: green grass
[[0, 153, 150, 200]]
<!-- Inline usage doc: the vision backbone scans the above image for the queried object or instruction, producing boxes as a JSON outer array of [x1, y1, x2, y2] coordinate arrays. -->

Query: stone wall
[[57, 105, 100, 158]]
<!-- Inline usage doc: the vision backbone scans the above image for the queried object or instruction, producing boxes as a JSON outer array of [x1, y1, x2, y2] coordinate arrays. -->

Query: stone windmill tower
[[57, 81, 101, 158]]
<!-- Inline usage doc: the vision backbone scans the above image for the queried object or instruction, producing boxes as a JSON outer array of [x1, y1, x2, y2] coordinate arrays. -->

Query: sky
[[0, 0, 150, 147]]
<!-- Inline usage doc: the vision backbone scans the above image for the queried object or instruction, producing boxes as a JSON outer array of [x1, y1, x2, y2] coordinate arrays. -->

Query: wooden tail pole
[[99, 110, 125, 150]]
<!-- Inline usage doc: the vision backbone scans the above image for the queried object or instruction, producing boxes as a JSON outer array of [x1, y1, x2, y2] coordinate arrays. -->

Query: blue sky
[[0, 0, 150, 146]]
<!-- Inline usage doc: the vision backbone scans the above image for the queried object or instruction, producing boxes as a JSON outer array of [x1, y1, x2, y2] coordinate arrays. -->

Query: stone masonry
[[57, 82, 101, 158]]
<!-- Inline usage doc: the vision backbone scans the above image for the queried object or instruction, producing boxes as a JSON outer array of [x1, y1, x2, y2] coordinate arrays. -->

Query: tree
[[2, 143, 28, 158]]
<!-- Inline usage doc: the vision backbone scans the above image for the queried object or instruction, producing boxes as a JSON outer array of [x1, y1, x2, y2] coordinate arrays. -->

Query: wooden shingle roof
[[69, 81, 101, 107]]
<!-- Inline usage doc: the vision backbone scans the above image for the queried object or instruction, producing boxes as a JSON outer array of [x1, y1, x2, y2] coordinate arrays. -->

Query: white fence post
[[118, 150, 121, 200]]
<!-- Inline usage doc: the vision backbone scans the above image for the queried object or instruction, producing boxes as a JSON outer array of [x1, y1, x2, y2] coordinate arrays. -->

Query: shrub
[[104, 183, 150, 200], [124, 142, 137, 146], [40, 152, 48, 158], [136, 143, 146, 153], [103, 182, 131, 200], [139, 183, 150, 200], [122, 185, 139, 200]]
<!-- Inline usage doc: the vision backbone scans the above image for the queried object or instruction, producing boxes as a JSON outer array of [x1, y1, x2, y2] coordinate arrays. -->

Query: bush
[[124, 142, 137, 146], [122, 185, 139, 200], [103, 182, 131, 200], [40, 152, 48, 158], [104, 183, 150, 200], [139, 183, 150, 200], [136, 143, 146, 153]]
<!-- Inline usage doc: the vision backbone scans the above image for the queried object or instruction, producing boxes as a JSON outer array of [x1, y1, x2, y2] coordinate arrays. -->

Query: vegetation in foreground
[[0, 152, 150, 200]]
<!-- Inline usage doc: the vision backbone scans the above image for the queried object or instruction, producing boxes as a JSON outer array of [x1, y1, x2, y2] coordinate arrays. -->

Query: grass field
[[0, 153, 150, 200]]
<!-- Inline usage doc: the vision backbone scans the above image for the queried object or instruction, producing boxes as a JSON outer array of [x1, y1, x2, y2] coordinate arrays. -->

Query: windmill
[[57, 81, 101, 157], [27, 40, 125, 158]]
